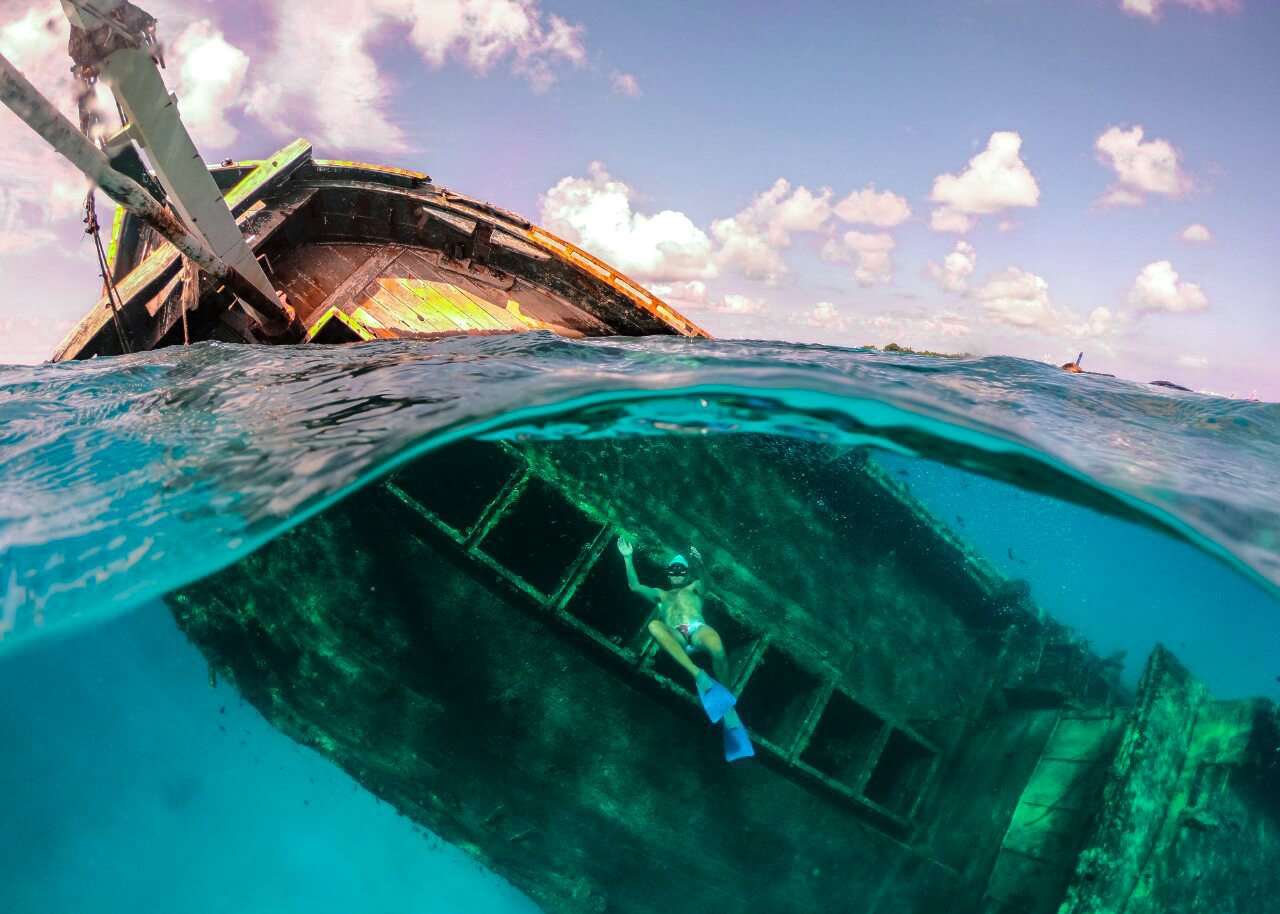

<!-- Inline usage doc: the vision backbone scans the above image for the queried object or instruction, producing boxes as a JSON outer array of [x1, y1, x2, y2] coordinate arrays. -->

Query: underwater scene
[[2, 335, 1278, 914]]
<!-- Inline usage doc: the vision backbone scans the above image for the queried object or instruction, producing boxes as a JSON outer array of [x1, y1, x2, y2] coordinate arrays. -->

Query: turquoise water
[[1, 335, 1277, 911]]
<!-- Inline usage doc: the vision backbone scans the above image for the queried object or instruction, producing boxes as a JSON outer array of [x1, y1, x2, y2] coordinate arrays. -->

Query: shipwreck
[[1, 3, 1275, 912]]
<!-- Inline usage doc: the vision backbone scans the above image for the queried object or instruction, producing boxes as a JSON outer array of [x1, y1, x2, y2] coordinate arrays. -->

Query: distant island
[[861, 342, 971, 359]]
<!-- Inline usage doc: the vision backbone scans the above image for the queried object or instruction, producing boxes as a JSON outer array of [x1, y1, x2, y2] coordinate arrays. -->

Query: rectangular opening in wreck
[[703, 601, 758, 687], [862, 728, 936, 817], [737, 647, 825, 752], [478, 477, 604, 597], [799, 691, 886, 790], [391, 439, 523, 535], [563, 549, 657, 649], [1038, 641, 1081, 684]]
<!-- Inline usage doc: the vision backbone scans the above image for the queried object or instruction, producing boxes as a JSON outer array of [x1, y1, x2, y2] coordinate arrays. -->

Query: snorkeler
[[1061, 351, 1085, 373], [616, 536, 753, 762]]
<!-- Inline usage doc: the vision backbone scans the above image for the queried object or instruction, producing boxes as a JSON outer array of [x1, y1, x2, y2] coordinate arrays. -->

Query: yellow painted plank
[[365, 285, 452, 332], [453, 284, 528, 331], [396, 278, 500, 331], [386, 279, 477, 331], [352, 306, 386, 329]]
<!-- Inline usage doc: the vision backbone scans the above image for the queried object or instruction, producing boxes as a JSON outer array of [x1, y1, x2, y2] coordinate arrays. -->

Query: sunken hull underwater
[[58, 145, 1280, 914], [166, 437, 1280, 914]]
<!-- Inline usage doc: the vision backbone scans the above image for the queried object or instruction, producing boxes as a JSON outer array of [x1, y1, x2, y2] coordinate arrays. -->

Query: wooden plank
[[453, 285, 528, 331], [53, 154, 314, 361], [378, 278, 472, 331], [431, 281, 507, 330], [390, 279, 479, 332], [392, 278, 501, 331], [398, 253, 525, 330], [290, 248, 354, 299], [1043, 717, 1119, 763], [503, 282, 613, 334], [327, 244, 371, 272], [225, 139, 313, 216], [352, 306, 386, 329], [356, 286, 416, 331], [348, 289, 401, 330], [310, 246, 405, 324], [280, 271, 328, 316], [364, 284, 458, 332]]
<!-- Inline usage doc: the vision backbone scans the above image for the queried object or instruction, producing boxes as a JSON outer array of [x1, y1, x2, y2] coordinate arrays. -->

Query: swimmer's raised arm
[[689, 544, 714, 594], [618, 536, 662, 601]]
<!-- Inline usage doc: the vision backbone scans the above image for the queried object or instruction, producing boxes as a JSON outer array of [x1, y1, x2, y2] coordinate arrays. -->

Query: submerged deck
[[168, 434, 1205, 914]]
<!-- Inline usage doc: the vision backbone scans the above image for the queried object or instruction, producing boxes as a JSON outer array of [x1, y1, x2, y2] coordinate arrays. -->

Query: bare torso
[[657, 580, 705, 628]]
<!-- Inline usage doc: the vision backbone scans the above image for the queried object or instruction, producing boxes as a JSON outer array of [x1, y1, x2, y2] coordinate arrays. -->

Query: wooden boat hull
[[54, 140, 707, 361]]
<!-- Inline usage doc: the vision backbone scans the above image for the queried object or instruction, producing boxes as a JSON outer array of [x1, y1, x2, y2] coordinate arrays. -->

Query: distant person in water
[[1061, 351, 1085, 373], [616, 536, 753, 761]]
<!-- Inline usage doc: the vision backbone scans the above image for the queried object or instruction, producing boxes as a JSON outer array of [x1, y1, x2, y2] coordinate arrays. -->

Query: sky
[[0, 0, 1276, 398]]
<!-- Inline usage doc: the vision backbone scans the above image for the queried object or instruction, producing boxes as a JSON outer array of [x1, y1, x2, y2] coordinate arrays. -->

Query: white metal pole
[[0, 51, 296, 337]]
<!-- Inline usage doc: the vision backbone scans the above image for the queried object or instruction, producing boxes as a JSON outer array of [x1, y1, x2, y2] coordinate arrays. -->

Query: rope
[[73, 45, 133, 354], [84, 192, 132, 353]]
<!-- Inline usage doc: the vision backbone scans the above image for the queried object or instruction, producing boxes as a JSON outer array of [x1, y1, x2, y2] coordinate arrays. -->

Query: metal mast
[[0, 50, 294, 336]]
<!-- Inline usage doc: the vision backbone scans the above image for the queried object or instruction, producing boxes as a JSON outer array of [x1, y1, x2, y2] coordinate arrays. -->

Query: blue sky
[[0, 0, 1275, 397]]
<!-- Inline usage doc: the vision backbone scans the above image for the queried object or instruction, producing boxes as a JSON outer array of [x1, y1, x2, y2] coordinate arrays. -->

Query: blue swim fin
[[695, 670, 736, 723], [722, 708, 755, 762]]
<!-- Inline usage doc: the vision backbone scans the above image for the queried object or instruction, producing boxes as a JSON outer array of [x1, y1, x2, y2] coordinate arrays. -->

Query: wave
[[1, 335, 1276, 650]]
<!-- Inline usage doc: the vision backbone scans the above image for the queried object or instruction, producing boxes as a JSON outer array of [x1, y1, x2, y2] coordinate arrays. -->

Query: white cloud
[[1097, 186, 1147, 208], [401, 0, 586, 84], [926, 240, 977, 293], [645, 280, 706, 312], [820, 231, 895, 286], [539, 162, 716, 281], [611, 71, 640, 97], [804, 301, 846, 329], [1177, 354, 1210, 368], [643, 281, 762, 316], [0, 187, 56, 255], [541, 167, 857, 287], [865, 312, 975, 341], [973, 266, 1115, 339], [1179, 223, 1213, 243], [1094, 125, 1193, 207], [973, 266, 1054, 328], [170, 21, 250, 149], [709, 293, 764, 315], [1128, 260, 1208, 313], [833, 186, 911, 227], [247, 0, 589, 153], [0, 315, 75, 364], [711, 179, 832, 283], [1121, 0, 1240, 21], [1122, 0, 1159, 18], [930, 207, 976, 234], [796, 307, 975, 347], [0, 3, 91, 255], [929, 131, 1040, 233]]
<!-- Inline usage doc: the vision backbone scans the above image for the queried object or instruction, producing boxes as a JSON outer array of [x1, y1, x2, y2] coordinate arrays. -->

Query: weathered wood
[[51, 140, 314, 359], [307, 245, 405, 329], [397, 252, 526, 331], [53, 150, 705, 360], [226, 139, 313, 217]]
